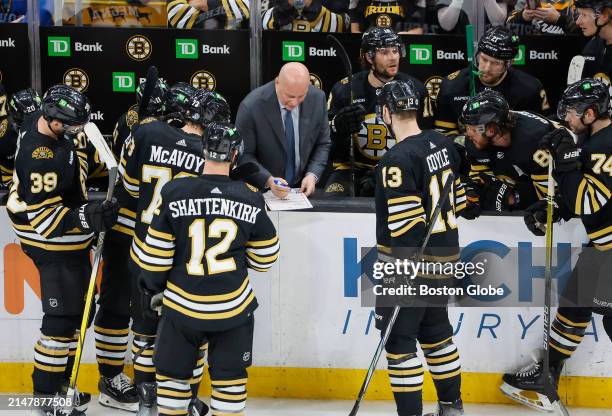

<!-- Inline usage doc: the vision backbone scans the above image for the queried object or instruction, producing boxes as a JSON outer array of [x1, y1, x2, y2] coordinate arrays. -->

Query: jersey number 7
[[141, 164, 196, 224]]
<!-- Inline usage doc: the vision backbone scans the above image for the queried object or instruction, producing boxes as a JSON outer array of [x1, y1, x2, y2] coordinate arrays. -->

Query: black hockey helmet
[[574, 0, 612, 10], [557, 78, 610, 120], [360, 26, 406, 60], [165, 82, 197, 118], [8, 88, 42, 130], [186, 90, 231, 128], [376, 80, 420, 117], [203, 121, 243, 164], [42, 84, 91, 126], [136, 78, 168, 116], [460, 90, 510, 127], [477, 27, 519, 61]]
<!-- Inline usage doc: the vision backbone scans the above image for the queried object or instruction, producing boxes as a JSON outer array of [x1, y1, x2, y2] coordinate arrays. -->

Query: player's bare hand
[[267, 177, 291, 199], [533, 5, 559, 23], [300, 174, 316, 196], [188, 0, 208, 11]]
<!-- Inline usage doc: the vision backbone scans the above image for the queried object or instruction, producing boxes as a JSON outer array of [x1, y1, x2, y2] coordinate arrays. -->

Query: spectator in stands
[[167, 0, 249, 29], [262, 0, 349, 32], [435, 0, 507, 33], [507, 0, 577, 35], [236, 62, 331, 197], [349, 0, 427, 33], [0, 0, 53, 24]]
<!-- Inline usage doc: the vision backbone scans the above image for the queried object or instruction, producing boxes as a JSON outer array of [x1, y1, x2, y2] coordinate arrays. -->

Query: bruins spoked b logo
[[63, 68, 89, 92], [190, 71, 216, 91], [126, 35, 152, 61], [309, 73, 323, 90], [376, 14, 392, 27]]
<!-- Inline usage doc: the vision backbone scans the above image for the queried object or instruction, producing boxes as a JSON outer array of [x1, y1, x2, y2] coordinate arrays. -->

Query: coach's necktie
[[284, 108, 296, 186]]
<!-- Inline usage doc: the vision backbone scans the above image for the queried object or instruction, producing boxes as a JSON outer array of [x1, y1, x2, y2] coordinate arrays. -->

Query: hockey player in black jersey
[[374, 80, 467, 416], [122, 89, 230, 415], [111, 78, 168, 159], [435, 26, 550, 136], [7, 85, 119, 416], [575, 0, 612, 104], [0, 88, 41, 187], [501, 79, 612, 413], [164, 82, 197, 128], [325, 26, 432, 196], [88, 78, 171, 414], [460, 90, 562, 214], [136, 121, 279, 416]]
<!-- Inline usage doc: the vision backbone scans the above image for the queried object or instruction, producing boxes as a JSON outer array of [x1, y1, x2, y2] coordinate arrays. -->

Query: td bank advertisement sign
[[264, 32, 586, 112], [40, 27, 250, 134]]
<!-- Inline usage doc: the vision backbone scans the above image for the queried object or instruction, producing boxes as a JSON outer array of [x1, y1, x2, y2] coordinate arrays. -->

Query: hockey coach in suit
[[236, 62, 331, 197]]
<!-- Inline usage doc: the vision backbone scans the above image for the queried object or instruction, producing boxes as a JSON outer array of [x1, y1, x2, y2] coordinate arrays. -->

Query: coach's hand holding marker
[[267, 177, 292, 199]]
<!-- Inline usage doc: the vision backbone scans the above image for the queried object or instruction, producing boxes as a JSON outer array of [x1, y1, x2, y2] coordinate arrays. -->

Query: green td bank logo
[[48, 36, 71, 56], [282, 41, 305, 62], [176, 39, 198, 59], [410, 44, 432, 65], [513, 45, 526, 65], [112, 72, 135, 92]]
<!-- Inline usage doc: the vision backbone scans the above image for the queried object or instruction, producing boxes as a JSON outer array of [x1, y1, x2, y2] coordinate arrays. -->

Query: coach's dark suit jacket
[[236, 80, 331, 189]]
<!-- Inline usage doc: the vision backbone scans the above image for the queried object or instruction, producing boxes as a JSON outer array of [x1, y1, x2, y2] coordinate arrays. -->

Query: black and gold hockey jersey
[[557, 124, 611, 251], [7, 112, 92, 258], [0, 127, 17, 187], [136, 175, 279, 330], [466, 111, 556, 208], [121, 120, 206, 268], [435, 67, 550, 135], [328, 71, 433, 171], [111, 115, 157, 241], [262, 5, 348, 32], [112, 105, 139, 160], [166, 0, 249, 29], [581, 37, 612, 111], [375, 129, 465, 261], [68, 130, 110, 192], [0, 84, 16, 187]]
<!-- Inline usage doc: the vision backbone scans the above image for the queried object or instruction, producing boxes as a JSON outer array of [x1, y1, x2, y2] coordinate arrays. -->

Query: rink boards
[[0, 209, 610, 408]]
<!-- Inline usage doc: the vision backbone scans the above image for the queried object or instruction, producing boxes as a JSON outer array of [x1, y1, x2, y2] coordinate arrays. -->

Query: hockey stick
[[541, 158, 570, 416], [138, 66, 159, 120], [327, 34, 356, 197], [66, 122, 118, 410], [349, 173, 455, 416], [567, 55, 585, 85], [466, 25, 477, 97]]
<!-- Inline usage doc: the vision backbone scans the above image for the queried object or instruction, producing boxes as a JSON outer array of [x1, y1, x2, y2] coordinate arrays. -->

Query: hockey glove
[[524, 199, 560, 236], [272, 0, 297, 27], [358, 170, 376, 197], [76, 198, 119, 233], [460, 178, 482, 220], [480, 177, 516, 212], [539, 128, 581, 173], [331, 104, 366, 136]]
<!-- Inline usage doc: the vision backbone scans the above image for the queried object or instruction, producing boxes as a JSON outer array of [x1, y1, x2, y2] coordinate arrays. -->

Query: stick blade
[[567, 55, 585, 85], [139, 65, 159, 119], [84, 122, 117, 170]]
